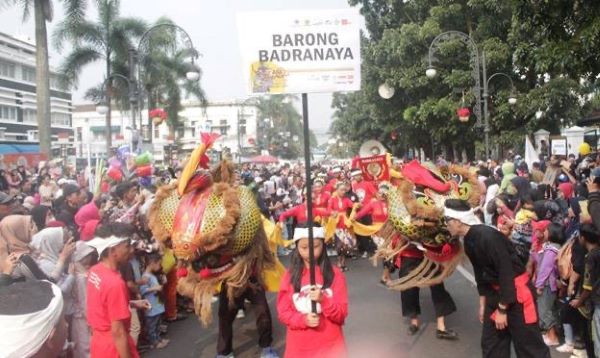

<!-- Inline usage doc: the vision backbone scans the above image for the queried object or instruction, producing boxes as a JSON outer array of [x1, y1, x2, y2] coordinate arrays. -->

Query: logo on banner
[[357, 155, 389, 182]]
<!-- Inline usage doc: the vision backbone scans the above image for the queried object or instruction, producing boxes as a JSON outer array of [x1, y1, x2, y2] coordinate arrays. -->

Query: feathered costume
[[148, 134, 277, 325], [371, 160, 481, 290]]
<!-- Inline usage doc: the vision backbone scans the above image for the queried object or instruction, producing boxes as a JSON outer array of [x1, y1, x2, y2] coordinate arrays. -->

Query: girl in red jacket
[[277, 227, 349, 358]]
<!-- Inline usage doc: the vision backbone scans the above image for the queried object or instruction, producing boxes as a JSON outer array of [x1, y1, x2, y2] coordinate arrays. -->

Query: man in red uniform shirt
[[86, 234, 148, 358]]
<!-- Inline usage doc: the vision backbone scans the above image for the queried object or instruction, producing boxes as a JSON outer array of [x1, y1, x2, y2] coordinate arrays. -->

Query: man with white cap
[[86, 234, 146, 358], [444, 199, 549, 358], [0, 280, 68, 358]]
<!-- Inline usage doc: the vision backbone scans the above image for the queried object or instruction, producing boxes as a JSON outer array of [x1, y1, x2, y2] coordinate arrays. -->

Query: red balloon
[[135, 165, 153, 177], [107, 167, 123, 182]]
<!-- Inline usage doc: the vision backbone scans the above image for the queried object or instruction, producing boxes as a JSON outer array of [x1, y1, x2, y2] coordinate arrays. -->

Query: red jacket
[[355, 198, 388, 223], [279, 203, 330, 224], [277, 266, 348, 358]]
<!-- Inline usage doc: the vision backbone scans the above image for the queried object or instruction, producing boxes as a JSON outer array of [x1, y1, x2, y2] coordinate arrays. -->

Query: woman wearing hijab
[[30, 205, 54, 232], [31, 227, 76, 286], [0, 215, 51, 282]]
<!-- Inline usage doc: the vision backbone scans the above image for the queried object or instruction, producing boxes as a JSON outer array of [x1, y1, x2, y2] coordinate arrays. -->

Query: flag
[[525, 136, 538, 171]]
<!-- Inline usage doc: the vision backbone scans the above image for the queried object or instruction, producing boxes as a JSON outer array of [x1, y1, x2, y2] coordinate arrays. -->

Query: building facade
[[72, 100, 258, 165], [0, 32, 73, 165]]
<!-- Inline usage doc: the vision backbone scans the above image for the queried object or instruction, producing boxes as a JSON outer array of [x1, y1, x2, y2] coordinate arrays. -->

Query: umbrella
[[249, 155, 279, 164]]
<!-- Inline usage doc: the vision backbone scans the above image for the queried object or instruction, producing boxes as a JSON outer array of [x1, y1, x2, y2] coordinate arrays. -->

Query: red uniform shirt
[[279, 203, 330, 224], [277, 266, 348, 358], [87, 262, 139, 358], [351, 180, 377, 205], [355, 198, 388, 223], [323, 178, 338, 194], [312, 191, 331, 210], [328, 196, 354, 229]]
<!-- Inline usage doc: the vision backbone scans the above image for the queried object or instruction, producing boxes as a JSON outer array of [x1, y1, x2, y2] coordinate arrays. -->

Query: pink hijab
[[74, 201, 100, 230]]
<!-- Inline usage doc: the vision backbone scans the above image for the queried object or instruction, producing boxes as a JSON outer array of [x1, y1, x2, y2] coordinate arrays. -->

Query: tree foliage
[[331, 0, 597, 160]]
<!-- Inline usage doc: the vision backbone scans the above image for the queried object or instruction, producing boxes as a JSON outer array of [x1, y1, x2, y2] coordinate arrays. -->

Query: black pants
[[356, 214, 376, 255], [217, 283, 273, 355], [399, 256, 457, 318], [481, 290, 550, 358], [561, 303, 595, 357]]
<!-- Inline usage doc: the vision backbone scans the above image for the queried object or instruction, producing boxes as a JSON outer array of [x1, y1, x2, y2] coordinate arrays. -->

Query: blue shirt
[[140, 272, 165, 317]]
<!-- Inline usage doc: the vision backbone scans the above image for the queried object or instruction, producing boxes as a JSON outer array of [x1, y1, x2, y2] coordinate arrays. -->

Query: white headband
[[350, 169, 362, 177], [293, 227, 325, 243], [0, 281, 64, 358], [85, 236, 130, 256], [444, 207, 481, 226]]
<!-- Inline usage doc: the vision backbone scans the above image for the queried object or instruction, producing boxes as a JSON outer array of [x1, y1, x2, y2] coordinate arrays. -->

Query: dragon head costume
[[374, 160, 481, 291], [148, 133, 274, 325]]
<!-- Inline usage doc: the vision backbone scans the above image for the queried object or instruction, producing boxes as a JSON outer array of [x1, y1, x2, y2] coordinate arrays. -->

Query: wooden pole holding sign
[[300, 93, 317, 313]]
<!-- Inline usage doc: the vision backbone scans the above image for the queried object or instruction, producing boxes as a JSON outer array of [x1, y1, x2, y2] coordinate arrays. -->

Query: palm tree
[[53, 0, 146, 152], [0, 0, 87, 158]]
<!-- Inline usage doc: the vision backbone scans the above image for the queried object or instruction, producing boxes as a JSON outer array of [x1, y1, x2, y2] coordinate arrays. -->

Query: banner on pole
[[237, 9, 362, 94], [356, 155, 390, 182]]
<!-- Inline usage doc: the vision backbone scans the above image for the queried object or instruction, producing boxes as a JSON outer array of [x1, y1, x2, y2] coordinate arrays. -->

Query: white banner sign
[[237, 9, 362, 94]]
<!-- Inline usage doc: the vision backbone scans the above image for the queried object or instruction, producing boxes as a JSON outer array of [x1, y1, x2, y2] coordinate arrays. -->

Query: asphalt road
[[145, 255, 566, 358]]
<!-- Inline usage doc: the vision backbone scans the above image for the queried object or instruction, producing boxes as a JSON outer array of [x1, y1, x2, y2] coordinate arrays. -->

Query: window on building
[[23, 109, 36, 123], [76, 127, 82, 142], [0, 60, 16, 78], [22, 66, 36, 83], [177, 127, 184, 138], [191, 127, 196, 138], [154, 127, 160, 139], [0, 105, 17, 121], [50, 113, 70, 126]]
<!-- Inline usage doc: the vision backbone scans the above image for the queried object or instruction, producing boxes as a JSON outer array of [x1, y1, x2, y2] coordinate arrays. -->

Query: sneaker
[[155, 339, 169, 349], [570, 349, 588, 358], [436, 329, 458, 340], [211, 296, 219, 303], [260, 346, 279, 358], [216, 354, 234, 358], [556, 343, 574, 353], [542, 335, 559, 347], [236, 309, 245, 319], [361, 252, 368, 259]]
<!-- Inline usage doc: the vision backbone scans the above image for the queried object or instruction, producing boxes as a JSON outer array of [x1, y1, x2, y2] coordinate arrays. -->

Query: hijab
[[558, 182, 574, 200], [30, 205, 50, 231], [74, 201, 100, 230], [0, 215, 37, 261], [31, 227, 65, 264], [510, 176, 531, 202]]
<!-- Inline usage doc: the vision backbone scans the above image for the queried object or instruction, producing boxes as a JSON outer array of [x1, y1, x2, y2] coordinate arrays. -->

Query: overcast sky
[[0, 0, 363, 133]]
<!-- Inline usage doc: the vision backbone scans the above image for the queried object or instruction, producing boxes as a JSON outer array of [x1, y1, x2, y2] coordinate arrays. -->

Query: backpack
[[557, 238, 574, 281]]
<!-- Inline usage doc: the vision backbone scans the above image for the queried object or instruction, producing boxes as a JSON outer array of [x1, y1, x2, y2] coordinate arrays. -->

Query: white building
[[0, 32, 73, 162], [72, 99, 258, 165]]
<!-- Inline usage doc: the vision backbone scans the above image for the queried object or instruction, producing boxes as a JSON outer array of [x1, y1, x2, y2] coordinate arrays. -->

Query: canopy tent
[[247, 155, 279, 164]]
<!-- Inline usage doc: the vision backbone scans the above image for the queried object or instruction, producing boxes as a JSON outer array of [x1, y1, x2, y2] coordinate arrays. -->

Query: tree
[[332, 0, 592, 161], [1, 0, 87, 158], [54, 0, 146, 153], [255, 95, 316, 159]]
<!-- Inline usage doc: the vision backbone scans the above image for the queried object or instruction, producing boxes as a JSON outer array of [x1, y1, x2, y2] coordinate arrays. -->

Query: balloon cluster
[[150, 108, 167, 126], [105, 145, 155, 188]]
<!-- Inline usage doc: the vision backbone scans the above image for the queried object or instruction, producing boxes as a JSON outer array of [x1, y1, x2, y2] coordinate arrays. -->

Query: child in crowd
[[277, 227, 348, 358], [535, 223, 564, 346], [140, 253, 169, 350], [512, 196, 538, 264]]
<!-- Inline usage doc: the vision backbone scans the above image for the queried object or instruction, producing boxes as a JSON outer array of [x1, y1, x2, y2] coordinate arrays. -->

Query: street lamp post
[[426, 31, 517, 159], [129, 23, 201, 147]]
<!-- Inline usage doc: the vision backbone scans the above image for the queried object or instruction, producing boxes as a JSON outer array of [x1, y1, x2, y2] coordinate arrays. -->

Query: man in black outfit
[[444, 199, 549, 358]]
